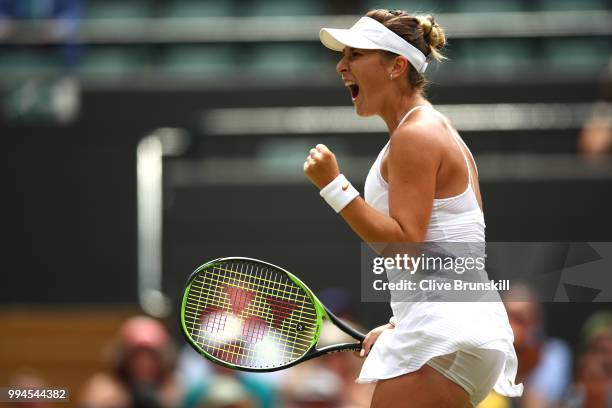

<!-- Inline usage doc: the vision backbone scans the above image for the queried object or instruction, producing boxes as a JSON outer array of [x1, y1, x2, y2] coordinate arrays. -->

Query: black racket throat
[[324, 305, 366, 342]]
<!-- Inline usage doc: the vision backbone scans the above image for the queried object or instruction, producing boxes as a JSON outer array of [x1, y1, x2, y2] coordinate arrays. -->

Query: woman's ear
[[390, 56, 409, 79]]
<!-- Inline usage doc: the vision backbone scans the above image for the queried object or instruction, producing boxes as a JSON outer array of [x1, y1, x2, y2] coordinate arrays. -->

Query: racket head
[[180, 257, 326, 372]]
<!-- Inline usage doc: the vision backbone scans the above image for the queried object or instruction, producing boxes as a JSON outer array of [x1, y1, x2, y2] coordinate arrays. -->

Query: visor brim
[[319, 28, 381, 52]]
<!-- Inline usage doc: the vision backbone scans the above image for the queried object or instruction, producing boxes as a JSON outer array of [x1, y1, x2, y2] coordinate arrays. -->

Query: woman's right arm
[[304, 124, 441, 243]]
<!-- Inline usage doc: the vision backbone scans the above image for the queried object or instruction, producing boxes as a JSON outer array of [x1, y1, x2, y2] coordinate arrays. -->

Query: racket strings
[[201, 262, 314, 364], [183, 301, 314, 352], [211, 264, 313, 303], [186, 284, 317, 326], [200, 267, 314, 347], [184, 276, 318, 334], [184, 260, 318, 368]]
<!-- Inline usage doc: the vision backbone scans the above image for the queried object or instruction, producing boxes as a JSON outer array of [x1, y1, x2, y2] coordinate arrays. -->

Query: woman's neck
[[380, 93, 430, 135]]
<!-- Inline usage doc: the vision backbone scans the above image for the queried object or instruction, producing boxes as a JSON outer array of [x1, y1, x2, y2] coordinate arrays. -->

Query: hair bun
[[418, 15, 446, 61], [420, 15, 435, 36]]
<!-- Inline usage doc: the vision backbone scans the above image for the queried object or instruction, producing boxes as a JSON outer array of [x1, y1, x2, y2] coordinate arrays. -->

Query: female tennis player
[[304, 9, 523, 407]]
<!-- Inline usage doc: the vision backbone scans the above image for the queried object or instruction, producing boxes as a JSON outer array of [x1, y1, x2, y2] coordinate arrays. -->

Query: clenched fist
[[303, 144, 341, 189]]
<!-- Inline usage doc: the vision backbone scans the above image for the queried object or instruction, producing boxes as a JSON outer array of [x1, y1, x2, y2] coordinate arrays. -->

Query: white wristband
[[389, 316, 397, 327], [319, 174, 359, 213]]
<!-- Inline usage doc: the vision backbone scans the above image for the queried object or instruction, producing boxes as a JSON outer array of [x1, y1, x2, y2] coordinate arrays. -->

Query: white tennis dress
[[358, 105, 523, 400]]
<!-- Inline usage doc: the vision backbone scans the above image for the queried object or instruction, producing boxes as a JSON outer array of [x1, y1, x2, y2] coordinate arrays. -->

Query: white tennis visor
[[320, 16, 429, 74]]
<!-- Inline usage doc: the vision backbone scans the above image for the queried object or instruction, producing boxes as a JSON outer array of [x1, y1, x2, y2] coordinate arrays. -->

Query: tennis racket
[[180, 257, 365, 372]]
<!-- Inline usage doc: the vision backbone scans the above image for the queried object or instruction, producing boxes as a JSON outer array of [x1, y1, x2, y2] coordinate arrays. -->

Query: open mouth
[[348, 84, 360, 100]]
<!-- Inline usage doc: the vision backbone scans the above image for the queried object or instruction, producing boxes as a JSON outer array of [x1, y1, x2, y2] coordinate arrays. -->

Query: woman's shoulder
[[389, 109, 448, 157]]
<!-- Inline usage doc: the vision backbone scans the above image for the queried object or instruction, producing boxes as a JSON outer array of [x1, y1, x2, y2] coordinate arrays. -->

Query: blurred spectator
[[282, 363, 343, 408], [480, 284, 572, 408], [79, 373, 130, 408], [188, 375, 255, 408], [581, 311, 612, 375], [79, 316, 182, 408], [578, 102, 612, 160], [564, 311, 612, 408], [179, 361, 275, 408], [176, 345, 214, 390], [506, 285, 572, 407], [578, 59, 612, 160]]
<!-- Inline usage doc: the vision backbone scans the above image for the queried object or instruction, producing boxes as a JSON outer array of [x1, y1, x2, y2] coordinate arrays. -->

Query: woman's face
[[336, 47, 392, 117]]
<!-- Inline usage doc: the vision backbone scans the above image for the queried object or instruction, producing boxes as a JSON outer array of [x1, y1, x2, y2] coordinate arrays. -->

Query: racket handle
[[318, 342, 362, 353], [302, 342, 362, 363]]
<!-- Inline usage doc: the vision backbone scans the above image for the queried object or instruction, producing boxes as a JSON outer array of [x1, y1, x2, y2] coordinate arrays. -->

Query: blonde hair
[[365, 9, 447, 90]]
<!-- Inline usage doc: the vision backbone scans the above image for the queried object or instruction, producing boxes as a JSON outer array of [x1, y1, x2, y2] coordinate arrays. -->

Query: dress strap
[[450, 131, 473, 184], [398, 105, 427, 127]]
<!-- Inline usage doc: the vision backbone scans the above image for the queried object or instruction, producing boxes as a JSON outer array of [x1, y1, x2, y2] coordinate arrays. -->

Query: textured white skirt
[[357, 300, 524, 398]]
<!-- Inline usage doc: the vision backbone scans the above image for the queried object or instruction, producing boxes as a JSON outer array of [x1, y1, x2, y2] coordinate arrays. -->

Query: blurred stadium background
[[1, 0, 611, 407]]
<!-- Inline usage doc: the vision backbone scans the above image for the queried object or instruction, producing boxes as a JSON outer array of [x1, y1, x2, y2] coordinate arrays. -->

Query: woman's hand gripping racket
[[180, 257, 365, 372]]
